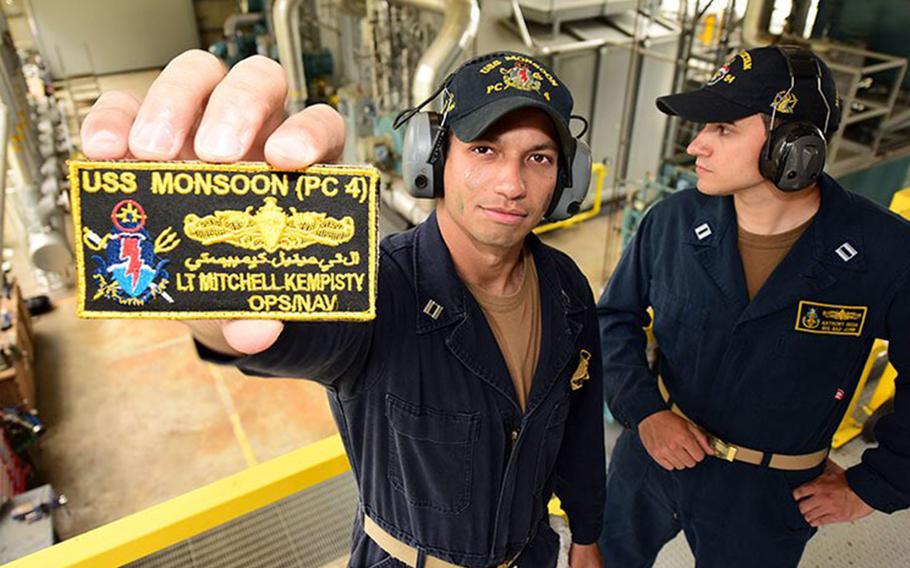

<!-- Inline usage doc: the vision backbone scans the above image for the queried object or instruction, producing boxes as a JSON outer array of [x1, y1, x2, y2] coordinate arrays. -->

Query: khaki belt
[[363, 514, 519, 568], [657, 376, 828, 471]]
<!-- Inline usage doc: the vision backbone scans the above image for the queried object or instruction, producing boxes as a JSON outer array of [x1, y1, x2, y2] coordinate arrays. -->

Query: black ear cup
[[402, 112, 446, 198], [759, 46, 832, 192], [759, 121, 827, 192]]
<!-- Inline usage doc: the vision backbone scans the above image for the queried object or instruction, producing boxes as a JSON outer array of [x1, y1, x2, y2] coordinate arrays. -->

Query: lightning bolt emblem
[[119, 237, 142, 291]]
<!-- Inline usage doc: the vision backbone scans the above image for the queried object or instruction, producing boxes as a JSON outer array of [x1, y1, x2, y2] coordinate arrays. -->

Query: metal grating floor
[[128, 473, 358, 568]]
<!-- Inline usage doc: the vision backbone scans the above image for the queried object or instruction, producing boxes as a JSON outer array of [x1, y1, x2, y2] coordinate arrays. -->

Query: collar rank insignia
[[69, 161, 379, 321], [570, 349, 592, 391]]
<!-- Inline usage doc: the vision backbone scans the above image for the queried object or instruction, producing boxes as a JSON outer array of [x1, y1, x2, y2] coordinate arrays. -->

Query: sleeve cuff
[[622, 387, 668, 429], [568, 520, 603, 545], [192, 338, 275, 378], [846, 463, 903, 513], [193, 338, 242, 365]]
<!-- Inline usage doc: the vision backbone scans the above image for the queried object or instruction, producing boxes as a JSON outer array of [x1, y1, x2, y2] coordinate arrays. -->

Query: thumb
[[222, 319, 285, 354]]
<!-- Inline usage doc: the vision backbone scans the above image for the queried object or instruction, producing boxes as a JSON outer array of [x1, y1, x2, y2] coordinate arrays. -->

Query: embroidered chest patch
[[794, 301, 868, 336], [68, 160, 379, 321]]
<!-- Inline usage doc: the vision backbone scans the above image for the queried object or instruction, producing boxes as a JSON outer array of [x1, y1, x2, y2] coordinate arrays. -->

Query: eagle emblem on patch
[[183, 197, 355, 253], [795, 301, 867, 336], [570, 349, 592, 391], [84, 199, 179, 306]]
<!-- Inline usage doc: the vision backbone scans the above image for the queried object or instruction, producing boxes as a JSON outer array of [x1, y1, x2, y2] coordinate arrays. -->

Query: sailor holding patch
[[80, 51, 605, 567], [598, 45, 910, 567]]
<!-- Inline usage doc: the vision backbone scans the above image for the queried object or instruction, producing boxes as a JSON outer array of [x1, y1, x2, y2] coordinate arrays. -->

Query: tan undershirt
[[738, 217, 813, 300], [466, 249, 542, 412]]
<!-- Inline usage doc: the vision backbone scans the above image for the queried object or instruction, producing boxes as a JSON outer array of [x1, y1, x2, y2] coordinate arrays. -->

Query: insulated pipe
[[742, 0, 776, 47], [273, 0, 308, 113], [391, 0, 480, 103], [0, 104, 7, 264], [225, 12, 263, 37], [225, 13, 265, 60]]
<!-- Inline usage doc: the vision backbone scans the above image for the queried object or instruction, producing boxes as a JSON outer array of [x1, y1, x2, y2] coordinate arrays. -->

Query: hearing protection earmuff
[[758, 46, 832, 192], [393, 58, 592, 221]]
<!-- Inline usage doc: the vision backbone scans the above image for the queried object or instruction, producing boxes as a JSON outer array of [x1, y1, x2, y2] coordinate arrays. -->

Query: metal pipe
[[391, 0, 479, 103], [224, 12, 263, 37], [225, 13, 265, 60], [615, 2, 648, 188], [273, 0, 308, 113], [742, 0, 776, 47], [510, 0, 534, 49], [660, 0, 689, 162], [0, 104, 8, 269]]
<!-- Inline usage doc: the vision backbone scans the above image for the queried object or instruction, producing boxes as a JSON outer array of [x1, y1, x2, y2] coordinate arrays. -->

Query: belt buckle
[[708, 434, 737, 462]]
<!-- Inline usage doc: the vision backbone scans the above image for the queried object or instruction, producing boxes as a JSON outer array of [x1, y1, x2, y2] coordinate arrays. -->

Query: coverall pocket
[[770, 469, 816, 534], [649, 280, 707, 371], [534, 396, 571, 492], [386, 395, 479, 513], [760, 331, 863, 412]]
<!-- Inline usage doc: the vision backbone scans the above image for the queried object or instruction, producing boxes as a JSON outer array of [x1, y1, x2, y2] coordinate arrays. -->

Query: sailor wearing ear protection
[[597, 45, 910, 567], [201, 52, 606, 567]]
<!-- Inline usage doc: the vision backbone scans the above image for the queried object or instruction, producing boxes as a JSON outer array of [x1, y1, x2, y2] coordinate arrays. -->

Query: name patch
[[794, 301, 867, 336], [68, 160, 379, 321]]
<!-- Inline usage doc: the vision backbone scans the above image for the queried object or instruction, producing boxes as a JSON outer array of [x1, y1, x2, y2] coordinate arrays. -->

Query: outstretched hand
[[81, 50, 347, 355]]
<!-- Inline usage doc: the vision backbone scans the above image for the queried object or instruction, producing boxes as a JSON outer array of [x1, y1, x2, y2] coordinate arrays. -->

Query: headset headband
[[772, 46, 832, 134]]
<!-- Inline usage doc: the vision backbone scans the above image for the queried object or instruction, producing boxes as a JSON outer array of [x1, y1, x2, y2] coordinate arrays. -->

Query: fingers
[[801, 500, 833, 526], [222, 320, 285, 355], [129, 50, 227, 159], [671, 452, 696, 469], [81, 91, 141, 159], [681, 433, 707, 464], [797, 495, 826, 516], [807, 513, 834, 527], [688, 424, 715, 456], [265, 103, 346, 169], [792, 481, 819, 501], [194, 55, 288, 162]]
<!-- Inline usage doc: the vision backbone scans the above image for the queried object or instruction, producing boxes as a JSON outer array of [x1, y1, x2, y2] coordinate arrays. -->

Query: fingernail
[[197, 123, 247, 160], [268, 135, 315, 165], [85, 129, 122, 154], [131, 120, 177, 155]]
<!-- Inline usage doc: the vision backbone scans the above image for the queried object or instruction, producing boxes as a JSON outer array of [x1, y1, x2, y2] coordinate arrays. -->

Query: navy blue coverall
[[597, 174, 910, 567], [199, 212, 605, 567]]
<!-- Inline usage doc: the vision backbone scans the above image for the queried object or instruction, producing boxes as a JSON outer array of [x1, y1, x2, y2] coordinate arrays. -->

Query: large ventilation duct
[[742, 0, 777, 47], [273, 0, 308, 113], [392, 0, 480, 103]]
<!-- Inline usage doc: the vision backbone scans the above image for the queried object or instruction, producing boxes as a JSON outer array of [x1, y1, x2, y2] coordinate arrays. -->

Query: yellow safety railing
[[534, 162, 608, 235], [832, 187, 909, 448], [8, 435, 349, 567], [9, 432, 569, 567]]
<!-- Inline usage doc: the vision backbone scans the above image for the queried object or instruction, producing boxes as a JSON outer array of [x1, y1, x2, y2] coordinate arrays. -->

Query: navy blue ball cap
[[656, 45, 841, 134], [442, 52, 577, 160]]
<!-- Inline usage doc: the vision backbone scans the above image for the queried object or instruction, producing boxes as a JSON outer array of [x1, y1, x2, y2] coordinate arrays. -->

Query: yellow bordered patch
[[794, 300, 868, 337], [68, 160, 379, 322]]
